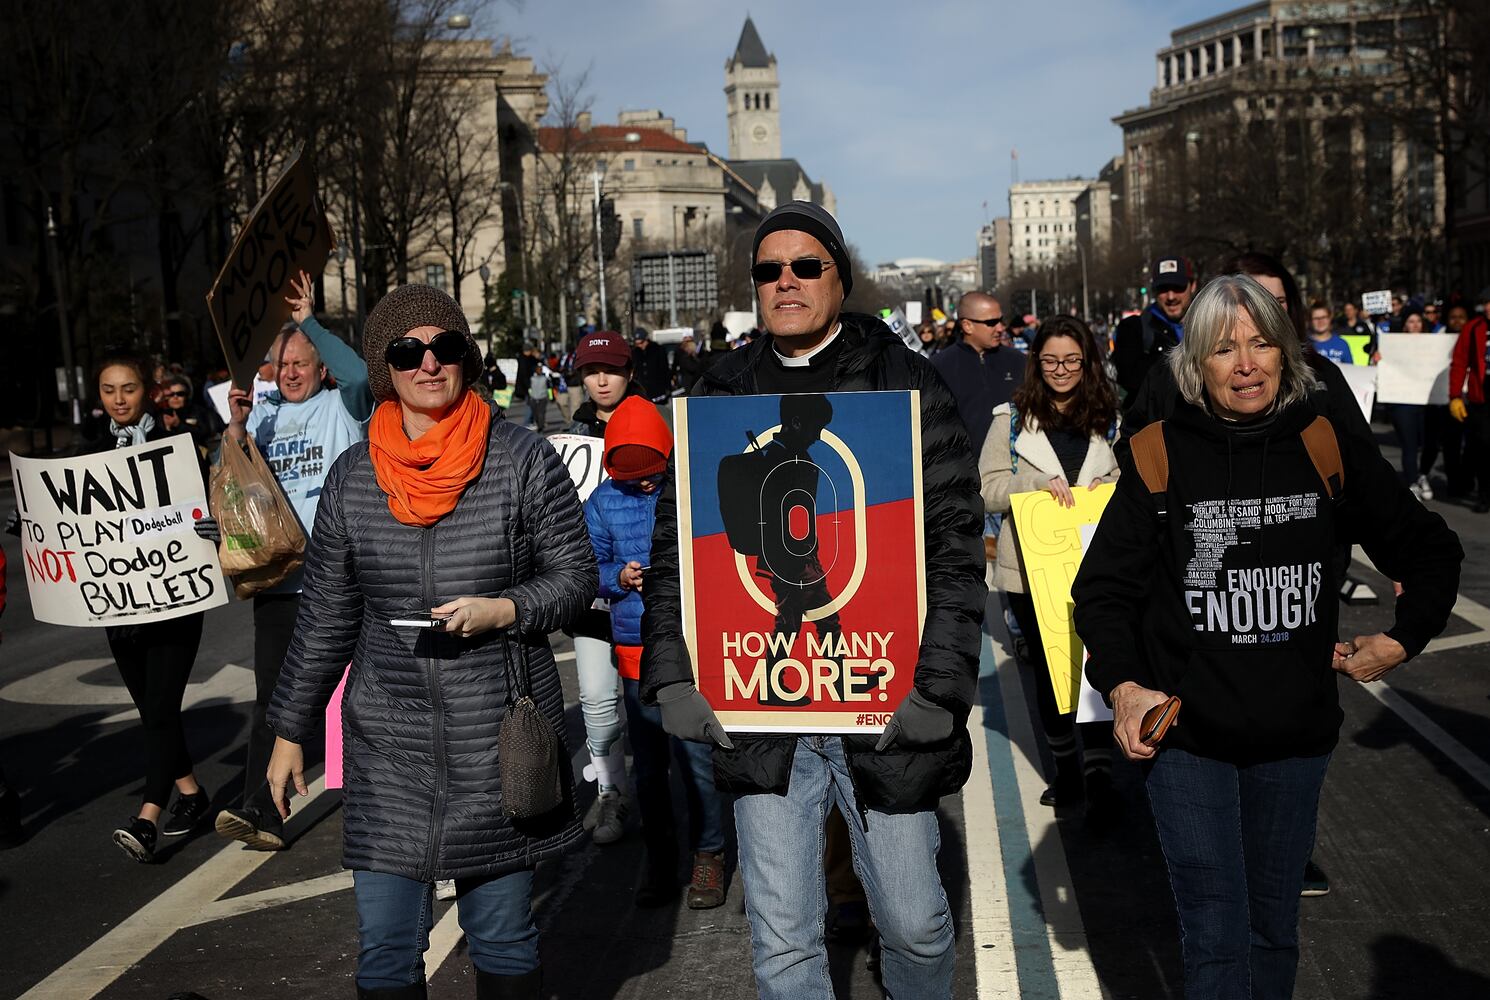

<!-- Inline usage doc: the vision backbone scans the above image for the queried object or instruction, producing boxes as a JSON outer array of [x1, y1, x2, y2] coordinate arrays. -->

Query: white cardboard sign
[[1375, 334, 1456, 405], [10, 437, 229, 627], [546, 433, 609, 501], [1335, 363, 1378, 424], [1361, 289, 1392, 315]]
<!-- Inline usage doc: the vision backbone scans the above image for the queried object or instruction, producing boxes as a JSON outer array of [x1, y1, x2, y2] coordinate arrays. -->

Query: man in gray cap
[[215, 269, 375, 851], [641, 201, 986, 999]]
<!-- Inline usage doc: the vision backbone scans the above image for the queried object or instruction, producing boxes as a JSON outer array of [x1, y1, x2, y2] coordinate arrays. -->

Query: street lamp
[[592, 161, 608, 329], [479, 263, 492, 357], [45, 205, 81, 431]]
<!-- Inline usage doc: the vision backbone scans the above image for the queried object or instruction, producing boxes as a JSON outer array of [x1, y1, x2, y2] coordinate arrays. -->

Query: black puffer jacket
[[640, 314, 987, 814], [269, 405, 596, 880]]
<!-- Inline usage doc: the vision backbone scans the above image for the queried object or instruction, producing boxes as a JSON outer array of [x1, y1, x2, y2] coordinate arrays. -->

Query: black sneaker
[[113, 816, 157, 862], [1301, 858, 1330, 897], [214, 805, 286, 851], [162, 788, 211, 837]]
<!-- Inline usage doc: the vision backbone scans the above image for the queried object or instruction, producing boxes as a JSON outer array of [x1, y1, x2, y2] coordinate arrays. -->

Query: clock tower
[[724, 17, 781, 161]]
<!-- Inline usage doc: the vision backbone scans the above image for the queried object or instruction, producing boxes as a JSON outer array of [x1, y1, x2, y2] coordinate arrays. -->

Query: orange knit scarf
[[369, 390, 491, 527]]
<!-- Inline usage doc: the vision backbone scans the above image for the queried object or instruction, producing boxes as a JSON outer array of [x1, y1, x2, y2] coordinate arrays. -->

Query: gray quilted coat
[[268, 406, 596, 881]]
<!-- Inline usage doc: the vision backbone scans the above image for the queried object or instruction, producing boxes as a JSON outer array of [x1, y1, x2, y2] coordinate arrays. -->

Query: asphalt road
[[1, 422, 1489, 999]]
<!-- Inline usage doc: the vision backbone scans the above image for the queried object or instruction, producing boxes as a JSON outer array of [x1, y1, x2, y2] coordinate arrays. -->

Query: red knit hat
[[603, 396, 673, 480]]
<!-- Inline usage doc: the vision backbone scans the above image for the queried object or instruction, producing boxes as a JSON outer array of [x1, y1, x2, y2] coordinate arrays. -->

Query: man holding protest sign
[[641, 202, 985, 1000], [214, 269, 371, 851]]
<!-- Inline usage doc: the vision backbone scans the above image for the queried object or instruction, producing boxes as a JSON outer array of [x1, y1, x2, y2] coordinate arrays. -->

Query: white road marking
[[1350, 554, 1490, 653], [0, 658, 256, 724], [20, 776, 336, 1000], [993, 640, 1106, 999], [181, 870, 354, 928], [424, 905, 466, 979], [966, 641, 1020, 997], [1363, 681, 1490, 793]]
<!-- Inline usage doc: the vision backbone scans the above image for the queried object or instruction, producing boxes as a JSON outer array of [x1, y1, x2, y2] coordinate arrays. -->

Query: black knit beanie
[[751, 201, 853, 297], [363, 285, 482, 403]]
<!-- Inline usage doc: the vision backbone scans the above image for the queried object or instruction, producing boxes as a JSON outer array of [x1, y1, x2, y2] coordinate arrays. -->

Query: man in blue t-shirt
[[1308, 302, 1354, 364], [215, 269, 373, 851]]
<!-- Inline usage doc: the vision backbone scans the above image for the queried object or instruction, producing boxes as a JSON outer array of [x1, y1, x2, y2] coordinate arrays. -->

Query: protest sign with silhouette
[[673, 390, 926, 733]]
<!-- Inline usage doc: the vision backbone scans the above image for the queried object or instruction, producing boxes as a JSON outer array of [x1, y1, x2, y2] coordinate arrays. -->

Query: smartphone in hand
[[390, 613, 452, 629]]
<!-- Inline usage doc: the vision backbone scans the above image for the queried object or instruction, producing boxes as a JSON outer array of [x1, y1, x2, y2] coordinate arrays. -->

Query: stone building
[[1008, 178, 1092, 275], [723, 17, 835, 216], [978, 218, 1010, 292]]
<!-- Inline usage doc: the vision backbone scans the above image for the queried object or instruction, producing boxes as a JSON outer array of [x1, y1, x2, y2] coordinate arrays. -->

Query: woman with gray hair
[[1072, 274, 1462, 999]]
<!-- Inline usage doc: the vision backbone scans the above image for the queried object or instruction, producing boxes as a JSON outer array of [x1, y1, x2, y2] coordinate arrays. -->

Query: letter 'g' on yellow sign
[[1010, 483, 1115, 715]]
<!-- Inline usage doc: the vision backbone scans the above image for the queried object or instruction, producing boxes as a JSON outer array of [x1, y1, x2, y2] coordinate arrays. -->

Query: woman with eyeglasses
[[979, 315, 1123, 822], [158, 376, 211, 463], [264, 285, 595, 999], [64, 348, 219, 861]]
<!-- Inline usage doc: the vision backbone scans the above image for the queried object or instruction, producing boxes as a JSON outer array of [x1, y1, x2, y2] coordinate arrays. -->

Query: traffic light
[[1140, 285, 1148, 297], [599, 198, 621, 258]]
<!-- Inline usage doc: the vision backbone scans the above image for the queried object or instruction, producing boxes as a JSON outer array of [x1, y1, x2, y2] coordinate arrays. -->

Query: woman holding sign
[[264, 285, 595, 999], [73, 348, 218, 862], [1073, 276, 1462, 1000], [979, 315, 1122, 822]]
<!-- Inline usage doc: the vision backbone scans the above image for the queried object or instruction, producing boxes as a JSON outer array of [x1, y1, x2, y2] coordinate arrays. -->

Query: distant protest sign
[[1010, 483, 1116, 715], [10, 438, 228, 627], [1375, 334, 1456, 405], [1336, 363, 1378, 423], [206, 145, 336, 390], [674, 390, 926, 734], [546, 433, 609, 501], [1361, 289, 1393, 315]]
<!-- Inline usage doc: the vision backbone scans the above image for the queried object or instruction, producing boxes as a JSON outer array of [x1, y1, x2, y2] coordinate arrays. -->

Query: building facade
[[1009, 178, 1092, 276], [978, 217, 1010, 292]]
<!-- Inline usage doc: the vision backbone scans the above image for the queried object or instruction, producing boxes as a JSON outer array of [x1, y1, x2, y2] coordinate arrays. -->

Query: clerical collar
[[773, 323, 842, 368]]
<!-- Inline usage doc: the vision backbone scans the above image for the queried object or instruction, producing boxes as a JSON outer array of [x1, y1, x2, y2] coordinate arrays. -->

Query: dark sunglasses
[[164, 390, 189, 399], [964, 315, 1006, 328], [751, 257, 836, 284], [385, 330, 468, 371]]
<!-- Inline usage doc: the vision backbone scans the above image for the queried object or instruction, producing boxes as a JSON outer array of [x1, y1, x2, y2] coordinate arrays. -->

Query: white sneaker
[[434, 879, 457, 901], [591, 790, 629, 845], [1416, 475, 1434, 501]]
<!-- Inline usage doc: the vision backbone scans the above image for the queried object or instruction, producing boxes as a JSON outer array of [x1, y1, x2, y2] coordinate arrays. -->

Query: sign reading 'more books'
[[10, 438, 228, 626], [673, 391, 927, 734], [207, 144, 336, 390]]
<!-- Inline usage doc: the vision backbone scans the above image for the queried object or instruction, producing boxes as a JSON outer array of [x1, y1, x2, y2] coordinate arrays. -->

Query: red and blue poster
[[673, 390, 926, 733]]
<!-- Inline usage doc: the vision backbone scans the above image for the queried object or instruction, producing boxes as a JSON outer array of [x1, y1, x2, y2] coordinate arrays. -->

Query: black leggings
[[107, 614, 205, 807], [1007, 591, 1113, 775]]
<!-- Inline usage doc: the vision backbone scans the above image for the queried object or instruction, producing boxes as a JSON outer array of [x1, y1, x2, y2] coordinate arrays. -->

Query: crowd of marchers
[[0, 201, 1472, 1000]]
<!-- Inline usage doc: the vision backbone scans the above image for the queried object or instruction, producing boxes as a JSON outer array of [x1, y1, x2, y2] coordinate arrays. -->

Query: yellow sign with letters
[[1010, 483, 1116, 715]]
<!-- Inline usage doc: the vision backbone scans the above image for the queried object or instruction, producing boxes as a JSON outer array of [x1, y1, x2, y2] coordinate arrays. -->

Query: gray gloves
[[874, 689, 954, 751], [193, 516, 221, 544], [4, 508, 19, 537], [656, 682, 734, 749]]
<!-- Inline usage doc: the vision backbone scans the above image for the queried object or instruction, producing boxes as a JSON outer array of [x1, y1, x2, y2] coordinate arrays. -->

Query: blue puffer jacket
[[584, 478, 661, 645]]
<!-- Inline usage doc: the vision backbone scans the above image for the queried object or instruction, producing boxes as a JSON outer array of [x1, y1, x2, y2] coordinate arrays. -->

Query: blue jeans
[[352, 868, 538, 988], [622, 678, 725, 855], [734, 736, 954, 1000], [1145, 749, 1330, 1000]]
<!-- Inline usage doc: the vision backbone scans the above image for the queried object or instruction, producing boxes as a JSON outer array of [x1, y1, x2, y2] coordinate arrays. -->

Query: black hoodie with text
[[1074, 399, 1462, 765]]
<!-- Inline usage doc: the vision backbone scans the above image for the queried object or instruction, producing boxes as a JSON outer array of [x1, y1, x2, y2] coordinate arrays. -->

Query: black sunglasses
[[964, 315, 1006, 328], [385, 330, 468, 371], [751, 257, 836, 284], [164, 390, 189, 399]]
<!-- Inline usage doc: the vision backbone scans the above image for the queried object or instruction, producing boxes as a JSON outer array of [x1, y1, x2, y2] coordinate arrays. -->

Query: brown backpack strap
[[1299, 415, 1344, 499], [1128, 421, 1170, 519]]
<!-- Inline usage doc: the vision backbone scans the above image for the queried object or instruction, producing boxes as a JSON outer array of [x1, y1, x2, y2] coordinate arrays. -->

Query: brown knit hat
[[363, 285, 481, 403]]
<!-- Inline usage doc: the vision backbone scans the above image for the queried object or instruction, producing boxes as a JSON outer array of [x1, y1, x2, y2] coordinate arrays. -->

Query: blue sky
[[484, 0, 1222, 265]]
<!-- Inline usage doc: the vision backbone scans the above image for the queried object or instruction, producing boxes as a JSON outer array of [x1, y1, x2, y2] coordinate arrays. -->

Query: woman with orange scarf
[[264, 285, 596, 1000]]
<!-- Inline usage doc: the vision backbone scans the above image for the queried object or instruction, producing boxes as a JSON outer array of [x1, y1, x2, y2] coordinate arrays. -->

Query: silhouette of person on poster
[[717, 393, 841, 706]]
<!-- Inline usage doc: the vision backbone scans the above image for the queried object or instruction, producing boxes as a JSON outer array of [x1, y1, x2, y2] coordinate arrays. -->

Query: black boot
[[636, 838, 679, 907], [1038, 756, 1083, 808], [355, 982, 426, 999], [476, 968, 541, 1000]]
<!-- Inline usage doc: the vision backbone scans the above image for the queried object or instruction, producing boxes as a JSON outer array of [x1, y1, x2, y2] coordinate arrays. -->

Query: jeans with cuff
[[573, 634, 625, 759], [733, 735, 954, 1000], [621, 678, 725, 855], [1145, 748, 1330, 1000], [352, 868, 538, 989]]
